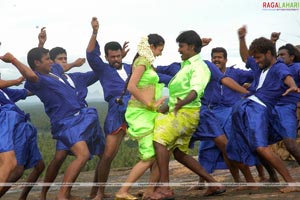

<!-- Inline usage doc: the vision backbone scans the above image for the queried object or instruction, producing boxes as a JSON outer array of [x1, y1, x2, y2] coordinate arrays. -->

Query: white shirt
[[116, 65, 128, 82], [247, 68, 270, 107]]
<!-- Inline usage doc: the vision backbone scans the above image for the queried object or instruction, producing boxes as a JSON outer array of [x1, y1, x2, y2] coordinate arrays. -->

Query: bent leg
[[92, 130, 125, 200], [40, 150, 68, 200], [116, 159, 154, 198], [56, 141, 90, 200], [214, 134, 241, 182], [283, 138, 300, 165], [256, 146, 297, 193], [0, 165, 24, 197], [20, 160, 45, 200], [173, 148, 225, 196], [0, 151, 17, 195]]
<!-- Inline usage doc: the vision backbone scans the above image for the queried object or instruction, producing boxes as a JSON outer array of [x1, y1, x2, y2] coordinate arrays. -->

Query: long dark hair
[[115, 34, 164, 105]]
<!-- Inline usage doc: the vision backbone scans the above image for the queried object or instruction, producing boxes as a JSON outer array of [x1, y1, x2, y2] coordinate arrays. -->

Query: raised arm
[[270, 32, 280, 44], [0, 53, 38, 82], [201, 38, 212, 48], [86, 17, 99, 53], [238, 25, 248, 63], [38, 27, 47, 48], [270, 32, 280, 54], [122, 41, 130, 58]]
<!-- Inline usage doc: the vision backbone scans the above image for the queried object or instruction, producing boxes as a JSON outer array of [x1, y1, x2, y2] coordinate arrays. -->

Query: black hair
[[49, 47, 67, 61], [27, 47, 49, 70], [176, 30, 202, 53], [104, 42, 122, 56], [211, 47, 228, 59], [116, 34, 164, 105], [248, 37, 276, 57], [278, 43, 300, 63]]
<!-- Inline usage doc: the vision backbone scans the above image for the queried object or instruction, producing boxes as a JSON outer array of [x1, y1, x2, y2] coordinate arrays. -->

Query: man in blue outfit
[[0, 77, 45, 199], [1, 49, 103, 200], [226, 27, 299, 193], [86, 17, 132, 200], [36, 28, 105, 200]]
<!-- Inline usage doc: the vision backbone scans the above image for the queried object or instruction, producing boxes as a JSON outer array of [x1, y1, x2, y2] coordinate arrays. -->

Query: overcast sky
[[0, 0, 299, 100]]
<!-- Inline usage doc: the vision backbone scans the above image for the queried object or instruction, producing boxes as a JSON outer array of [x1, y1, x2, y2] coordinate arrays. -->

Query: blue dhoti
[[51, 107, 103, 156]]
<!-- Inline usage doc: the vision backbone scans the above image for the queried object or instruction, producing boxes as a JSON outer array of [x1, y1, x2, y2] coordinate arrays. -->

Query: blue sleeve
[[76, 71, 98, 87], [24, 72, 44, 93], [234, 68, 254, 84], [246, 56, 258, 71], [51, 63, 64, 75], [204, 60, 225, 83], [277, 63, 292, 81], [156, 62, 181, 77], [3, 88, 27, 102], [86, 41, 106, 76], [157, 73, 173, 86], [292, 63, 300, 81]]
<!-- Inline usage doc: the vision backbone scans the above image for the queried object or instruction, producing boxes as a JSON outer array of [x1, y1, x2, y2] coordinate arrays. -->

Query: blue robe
[[25, 64, 102, 156], [272, 62, 300, 139], [86, 41, 131, 135], [226, 57, 290, 165], [0, 88, 42, 169]]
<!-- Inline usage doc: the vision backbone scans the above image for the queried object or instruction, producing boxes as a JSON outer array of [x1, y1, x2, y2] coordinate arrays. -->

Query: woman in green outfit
[[115, 34, 167, 200]]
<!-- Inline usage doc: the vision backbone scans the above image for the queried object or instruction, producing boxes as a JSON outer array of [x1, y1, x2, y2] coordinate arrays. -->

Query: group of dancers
[[1, 17, 300, 200]]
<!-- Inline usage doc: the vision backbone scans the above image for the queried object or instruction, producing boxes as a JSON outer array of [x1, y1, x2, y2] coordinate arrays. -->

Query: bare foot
[[235, 186, 259, 191], [136, 189, 144, 197], [90, 195, 104, 200], [280, 186, 300, 193], [88, 193, 111, 199], [187, 185, 206, 191], [150, 187, 174, 200], [203, 186, 226, 197]]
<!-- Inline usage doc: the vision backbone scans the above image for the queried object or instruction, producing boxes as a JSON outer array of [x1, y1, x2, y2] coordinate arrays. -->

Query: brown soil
[[3, 159, 300, 200]]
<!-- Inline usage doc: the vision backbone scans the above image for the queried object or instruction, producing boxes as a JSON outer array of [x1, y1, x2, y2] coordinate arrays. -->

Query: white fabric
[[116, 65, 128, 82]]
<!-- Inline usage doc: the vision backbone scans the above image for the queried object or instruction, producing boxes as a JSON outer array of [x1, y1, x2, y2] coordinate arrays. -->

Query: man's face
[[211, 52, 227, 70], [105, 50, 122, 69], [253, 52, 271, 70], [178, 43, 194, 61], [278, 49, 293, 65], [35, 53, 53, 74], [54, 53, 67, 66]]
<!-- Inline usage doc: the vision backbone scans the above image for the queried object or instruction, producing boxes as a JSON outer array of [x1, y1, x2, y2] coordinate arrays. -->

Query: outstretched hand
[[14, 76, 25, 86], [122, 41, 130, 58], [282, 86, 300, 96], [73, 58, 86, 67]]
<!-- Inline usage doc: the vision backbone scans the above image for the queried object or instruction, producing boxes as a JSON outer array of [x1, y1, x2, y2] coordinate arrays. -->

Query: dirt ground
[[4, 159, 300, 200]]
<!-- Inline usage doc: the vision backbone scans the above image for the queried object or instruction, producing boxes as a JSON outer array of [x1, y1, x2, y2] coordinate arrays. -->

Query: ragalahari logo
[[262, 1, 300, 10]]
